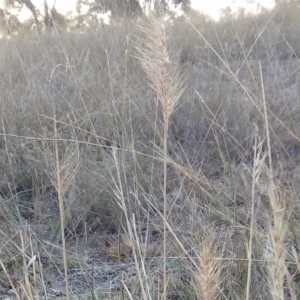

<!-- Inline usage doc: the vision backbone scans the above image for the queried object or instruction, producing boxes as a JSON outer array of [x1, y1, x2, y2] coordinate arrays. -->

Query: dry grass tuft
[[192, 232, 221, 300]]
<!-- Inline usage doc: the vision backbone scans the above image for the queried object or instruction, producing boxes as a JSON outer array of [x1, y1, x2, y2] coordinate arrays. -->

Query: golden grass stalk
[[53, 112, 70, 300], [111, 148, 150, 300], [266, 185, 287, 300], [260, 62, 289, 300], [192, 232, 221, 300], [0, 259, 22, 300], [51, 104, 79, 300], [246, 132, 266, 300], [136, 13, 185, 300], [21, 233, 34, 300]]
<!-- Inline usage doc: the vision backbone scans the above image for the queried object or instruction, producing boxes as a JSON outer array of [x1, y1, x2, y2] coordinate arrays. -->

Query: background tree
[[0, 0, 192, 34], [77, 0, 143, 19], [274, 0, 300, 4], [76, 0, 191, 20], [3, 0, 68, 33], [0, 7, 21, 34], [44, 0, 67, 30]]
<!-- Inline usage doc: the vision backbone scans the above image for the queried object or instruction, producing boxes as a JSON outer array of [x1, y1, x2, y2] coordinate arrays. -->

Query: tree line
[[0, 0, 191, 35]]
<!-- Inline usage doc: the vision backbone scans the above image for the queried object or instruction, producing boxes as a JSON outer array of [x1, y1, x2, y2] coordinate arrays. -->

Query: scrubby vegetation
[[1, 2, 300, 299]]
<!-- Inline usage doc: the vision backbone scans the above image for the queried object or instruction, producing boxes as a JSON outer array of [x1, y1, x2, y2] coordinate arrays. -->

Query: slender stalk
[[136, 13, 185, 299], [245, 145, 257, 300], [53, 106, 70, 300], [246, 133, 265, 300], [163, 117, 169, 299], [260, 62, 288, 300]]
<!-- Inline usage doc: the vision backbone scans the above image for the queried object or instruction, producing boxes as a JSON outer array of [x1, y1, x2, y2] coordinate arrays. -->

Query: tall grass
[[1, 2, 300, 299], [136, 13, 185, 299]]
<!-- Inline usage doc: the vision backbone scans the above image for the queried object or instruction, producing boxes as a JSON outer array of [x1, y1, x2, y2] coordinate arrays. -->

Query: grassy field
[[1, 3, 300, 299]]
